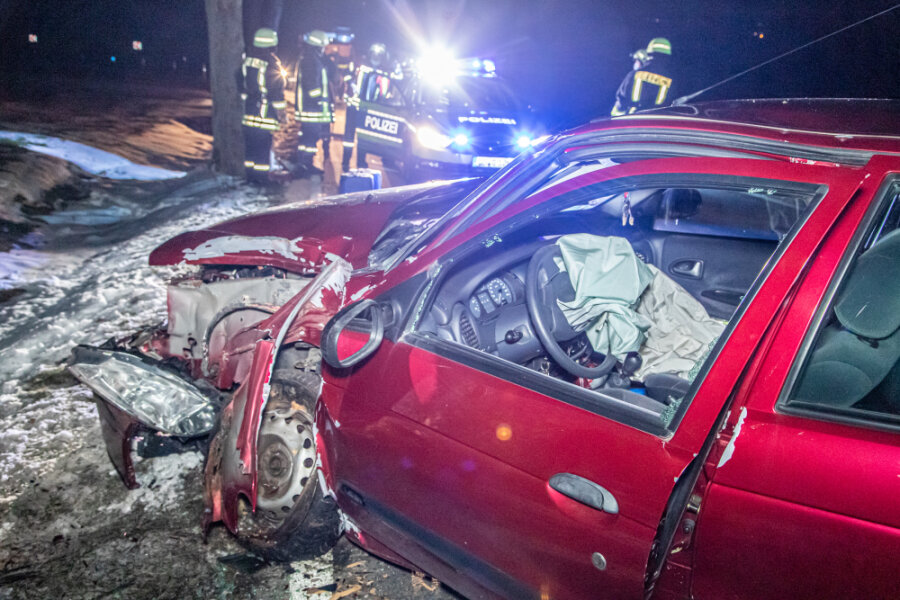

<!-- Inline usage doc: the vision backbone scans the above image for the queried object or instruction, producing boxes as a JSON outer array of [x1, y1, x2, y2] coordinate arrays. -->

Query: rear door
[[692, 164, 900, 600], [320, 157, 870, 600]]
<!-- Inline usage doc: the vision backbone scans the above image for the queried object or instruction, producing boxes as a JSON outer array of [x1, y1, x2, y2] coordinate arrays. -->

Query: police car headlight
[[417, 126, 453, 150], [452, 132, 470, 148]]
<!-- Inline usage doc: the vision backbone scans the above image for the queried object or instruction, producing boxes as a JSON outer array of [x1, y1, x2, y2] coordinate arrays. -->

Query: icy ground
[[0, 140, 452, 599]]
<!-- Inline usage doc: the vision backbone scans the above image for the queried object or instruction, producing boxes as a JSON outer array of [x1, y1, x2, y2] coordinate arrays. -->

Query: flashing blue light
[[453, 132, 470, 147], [110, 56, 116, 62], [483, 59, 496, 73], [515, 135, 532, 150]]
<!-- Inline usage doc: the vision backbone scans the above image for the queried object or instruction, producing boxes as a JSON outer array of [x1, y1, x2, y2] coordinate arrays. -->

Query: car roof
[[578, 98, 900, 156]]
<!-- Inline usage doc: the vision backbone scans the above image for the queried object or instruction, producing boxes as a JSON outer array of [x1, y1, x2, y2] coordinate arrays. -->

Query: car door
[[356, 72, 407, 161], [691, 166, 900, 600], [319, 157, 872, 600]]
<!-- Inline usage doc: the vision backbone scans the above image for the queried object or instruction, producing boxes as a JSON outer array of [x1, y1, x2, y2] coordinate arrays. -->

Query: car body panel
[[148, 181, 468, 273], [317, 155, 888, 597], [692, 165, 900, 599]]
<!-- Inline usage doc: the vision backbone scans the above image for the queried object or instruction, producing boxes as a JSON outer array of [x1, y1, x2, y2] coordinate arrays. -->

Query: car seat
[[794, 228, 900, 411]]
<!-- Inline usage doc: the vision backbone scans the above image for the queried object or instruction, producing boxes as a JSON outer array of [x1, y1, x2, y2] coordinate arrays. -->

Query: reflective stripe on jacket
[[241, 53, 285, 130], [295, 50, 333, 124]]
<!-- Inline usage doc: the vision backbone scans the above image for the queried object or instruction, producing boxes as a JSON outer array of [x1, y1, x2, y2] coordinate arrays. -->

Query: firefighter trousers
[[243, 125, 273, 182]]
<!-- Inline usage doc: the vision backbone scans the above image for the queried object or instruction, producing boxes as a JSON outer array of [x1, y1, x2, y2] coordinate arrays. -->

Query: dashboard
[[424, 242, 547, 365]]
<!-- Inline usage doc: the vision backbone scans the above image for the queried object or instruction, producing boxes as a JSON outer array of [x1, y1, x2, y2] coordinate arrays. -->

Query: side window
[[414, 169, 823, 435], [365, 74, 404, 107], [785, 182, 900, 428], [653, 187, 807, 241]]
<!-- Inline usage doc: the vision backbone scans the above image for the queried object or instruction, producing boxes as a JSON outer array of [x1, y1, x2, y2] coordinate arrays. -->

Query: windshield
[[367, 179, 483, 270], [422, 76, 518, 112]]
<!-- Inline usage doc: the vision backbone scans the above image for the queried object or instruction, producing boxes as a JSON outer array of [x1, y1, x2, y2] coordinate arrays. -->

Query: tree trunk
[[204, 0, 245, 175]]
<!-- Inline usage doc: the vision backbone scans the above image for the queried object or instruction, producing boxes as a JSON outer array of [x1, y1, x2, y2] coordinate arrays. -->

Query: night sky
[[3, 0, 899, 129]]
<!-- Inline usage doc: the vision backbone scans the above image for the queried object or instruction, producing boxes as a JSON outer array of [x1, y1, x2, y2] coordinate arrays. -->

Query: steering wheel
[[526, 244, 617, 379]]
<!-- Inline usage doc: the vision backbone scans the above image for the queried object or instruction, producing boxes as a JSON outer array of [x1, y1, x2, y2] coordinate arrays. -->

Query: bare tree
[[204, 0, 245, 175]]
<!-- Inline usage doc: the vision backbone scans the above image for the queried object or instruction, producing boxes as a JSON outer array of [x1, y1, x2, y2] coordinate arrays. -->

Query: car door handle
[[549, 473, 619, 514], [669, 259, 704, 279]]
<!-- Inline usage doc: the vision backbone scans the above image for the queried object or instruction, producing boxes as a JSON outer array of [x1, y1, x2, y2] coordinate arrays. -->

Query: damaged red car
[[69, 99, 900, 600]]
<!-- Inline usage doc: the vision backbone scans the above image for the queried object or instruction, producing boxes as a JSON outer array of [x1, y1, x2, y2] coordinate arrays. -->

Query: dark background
[[2, 0, 899, 130]]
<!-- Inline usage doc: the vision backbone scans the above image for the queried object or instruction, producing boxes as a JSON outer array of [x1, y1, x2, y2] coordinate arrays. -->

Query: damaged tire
[[235, 346, 341, 562]]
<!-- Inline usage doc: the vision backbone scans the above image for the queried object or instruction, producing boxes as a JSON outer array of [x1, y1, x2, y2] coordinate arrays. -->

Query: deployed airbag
[[555, 234, 724, 379], [555, 234, 655, 359]]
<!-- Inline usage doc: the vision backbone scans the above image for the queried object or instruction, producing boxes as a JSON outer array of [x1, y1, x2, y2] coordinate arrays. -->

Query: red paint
[[237, 340, 275, 483], [148, 185, 442, 273], [691, 167, 900, 599], [692, 482, 900, 600]]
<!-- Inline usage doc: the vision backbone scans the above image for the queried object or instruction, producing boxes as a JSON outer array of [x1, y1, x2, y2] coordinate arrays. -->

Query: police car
[[353, 51, 542, 179]]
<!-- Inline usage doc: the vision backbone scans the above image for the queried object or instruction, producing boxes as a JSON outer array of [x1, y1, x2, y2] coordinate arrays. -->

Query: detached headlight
[[68, 346, 215, 437], [416, 126, 452, 150]]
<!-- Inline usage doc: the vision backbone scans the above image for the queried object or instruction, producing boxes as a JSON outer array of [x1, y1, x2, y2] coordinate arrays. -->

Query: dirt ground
[[0, 77, 457, 600]]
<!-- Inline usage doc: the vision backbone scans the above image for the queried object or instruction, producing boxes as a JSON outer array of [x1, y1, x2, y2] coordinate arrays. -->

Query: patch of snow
[[288, 551, 334, 600], [0, 186, 269, 383], [0, 381, 96, 491], [0, 131, 186, 180], [102, 451, 203, 513]]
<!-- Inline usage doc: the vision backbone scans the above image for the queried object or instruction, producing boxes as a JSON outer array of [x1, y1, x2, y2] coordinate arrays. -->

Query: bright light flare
[[515, 135, 532, 149], [452, 132, 470, 147], [416, 126, 452, 150], [418, 47, 458, 87]]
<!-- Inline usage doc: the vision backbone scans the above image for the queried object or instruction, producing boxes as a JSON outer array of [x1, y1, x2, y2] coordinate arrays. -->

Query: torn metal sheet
[[204, 257, 352, 531]]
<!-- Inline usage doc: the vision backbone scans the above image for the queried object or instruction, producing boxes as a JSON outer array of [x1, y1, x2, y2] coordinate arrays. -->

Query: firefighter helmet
[[304, 30, 330, 48], [646, 37, 671, 55], [253, 28, 278, 49]]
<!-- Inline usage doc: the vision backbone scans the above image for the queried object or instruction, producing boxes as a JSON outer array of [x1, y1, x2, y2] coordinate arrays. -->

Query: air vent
[[459, 313, 479, 348]]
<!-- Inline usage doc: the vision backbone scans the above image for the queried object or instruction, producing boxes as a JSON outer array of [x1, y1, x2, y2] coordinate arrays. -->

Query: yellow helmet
[[304, 30, 330, 48], [647, 37, 671, 55], [253, 28, 278, 49]]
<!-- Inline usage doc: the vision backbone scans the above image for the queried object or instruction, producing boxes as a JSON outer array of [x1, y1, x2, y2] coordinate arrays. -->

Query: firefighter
[[611, 37, 675, 116], [295, 30, 333, 176], [342, 43, 388, 170], [240, 27, 286, 182]]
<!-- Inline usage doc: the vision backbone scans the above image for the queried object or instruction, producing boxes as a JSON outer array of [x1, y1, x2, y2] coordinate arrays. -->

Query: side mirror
[[322, 299, 385, 369]]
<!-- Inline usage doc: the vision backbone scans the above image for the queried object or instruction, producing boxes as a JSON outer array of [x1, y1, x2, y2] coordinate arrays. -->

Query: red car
[[69, 99, 900, 600]]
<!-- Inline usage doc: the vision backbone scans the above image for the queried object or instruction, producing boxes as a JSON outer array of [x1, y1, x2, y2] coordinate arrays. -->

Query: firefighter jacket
[[611, 54, 675, 116], [295, 49, 333, 125], [240, 50, 286, 131]]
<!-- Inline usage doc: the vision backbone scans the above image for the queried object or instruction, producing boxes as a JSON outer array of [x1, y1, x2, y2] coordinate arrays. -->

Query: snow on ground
[[0, 174, 269, 490], [0, 131, 186, 180], [0, 125, 452, 599]]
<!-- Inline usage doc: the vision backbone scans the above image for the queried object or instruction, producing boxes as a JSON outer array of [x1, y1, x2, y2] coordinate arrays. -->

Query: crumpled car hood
[[149, 181, 459, 274]]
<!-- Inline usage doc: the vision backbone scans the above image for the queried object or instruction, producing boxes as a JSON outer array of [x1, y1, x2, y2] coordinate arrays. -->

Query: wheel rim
[[256, 405, 316, 514]]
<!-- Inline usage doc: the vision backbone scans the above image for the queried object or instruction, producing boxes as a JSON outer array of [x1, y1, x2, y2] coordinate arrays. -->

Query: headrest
[[835, 228, 900, 339]]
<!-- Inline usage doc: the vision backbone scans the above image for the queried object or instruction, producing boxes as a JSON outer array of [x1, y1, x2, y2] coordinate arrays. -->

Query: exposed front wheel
[[234, 346, 341, 562]]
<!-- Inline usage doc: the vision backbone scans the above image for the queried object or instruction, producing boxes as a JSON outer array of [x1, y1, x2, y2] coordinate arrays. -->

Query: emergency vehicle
[[353, 52, 542, 178]]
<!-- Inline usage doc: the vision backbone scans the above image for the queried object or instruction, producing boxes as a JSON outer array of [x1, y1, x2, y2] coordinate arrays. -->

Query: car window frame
[[776, 176, 900, 434], [400, 168, 827, 437]]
